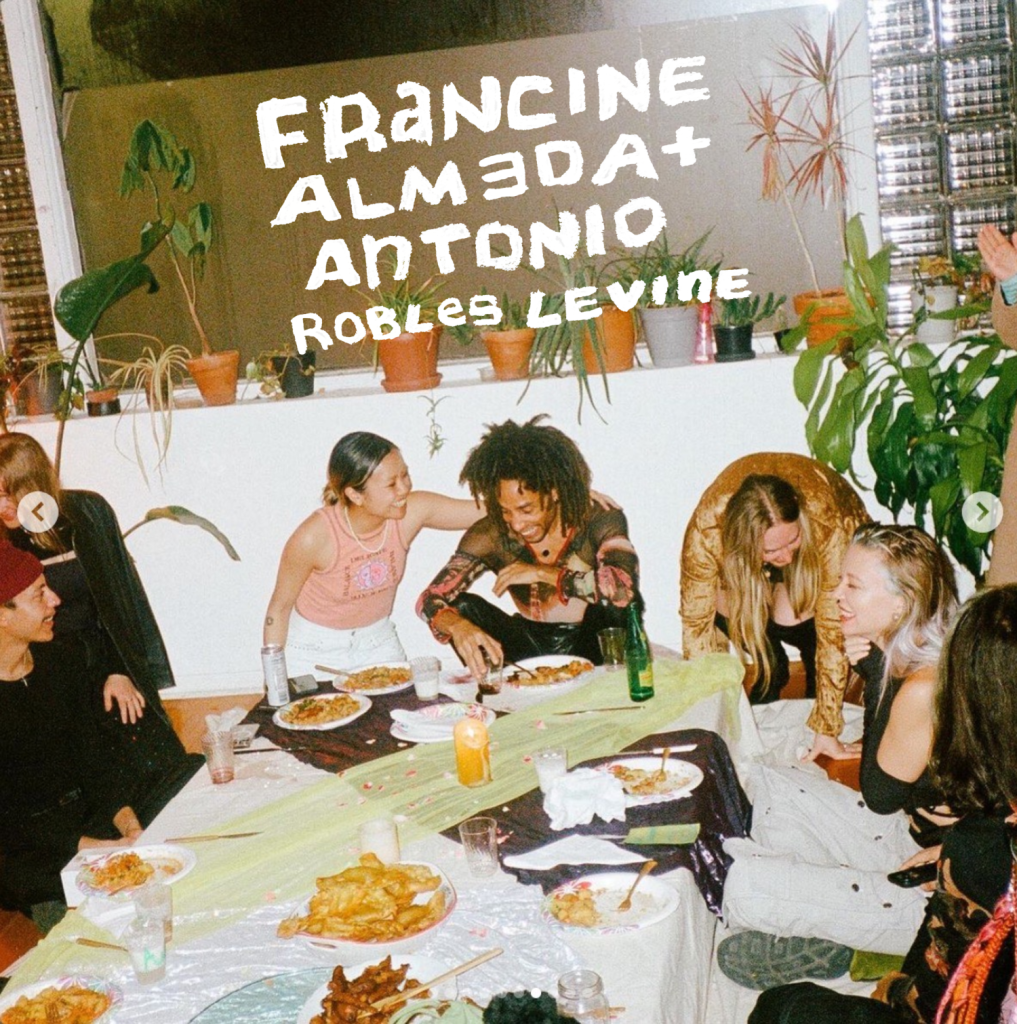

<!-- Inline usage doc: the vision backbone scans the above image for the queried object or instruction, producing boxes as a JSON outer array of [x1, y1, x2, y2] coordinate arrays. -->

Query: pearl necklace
[[342, 505, 390, 555]]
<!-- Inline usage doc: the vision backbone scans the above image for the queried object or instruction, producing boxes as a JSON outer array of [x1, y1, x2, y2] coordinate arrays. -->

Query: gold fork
[[617, 859, 657, 912]]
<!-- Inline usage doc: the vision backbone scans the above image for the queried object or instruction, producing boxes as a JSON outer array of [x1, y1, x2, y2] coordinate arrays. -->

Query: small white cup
[[411, 656, 441, 700], [534, 746, 568, 794], [358, 815, 401, 864]]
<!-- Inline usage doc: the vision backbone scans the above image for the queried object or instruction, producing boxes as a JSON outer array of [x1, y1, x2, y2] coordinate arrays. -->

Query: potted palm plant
[[610, 231, 719, 367], [713, 291, 785, 362], [744, 20, 858, 348]]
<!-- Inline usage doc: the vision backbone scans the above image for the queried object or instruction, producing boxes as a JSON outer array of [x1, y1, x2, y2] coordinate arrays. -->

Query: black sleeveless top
[[858, 647, 946, 847]]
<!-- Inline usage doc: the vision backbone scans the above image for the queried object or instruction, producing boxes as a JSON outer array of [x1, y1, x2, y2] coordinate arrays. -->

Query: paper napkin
[[543, 768, 627, 830], [502, 834, 645, 870]]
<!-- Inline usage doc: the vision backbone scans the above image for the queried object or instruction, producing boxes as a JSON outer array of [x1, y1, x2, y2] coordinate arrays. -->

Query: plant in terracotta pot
[[744, 20, 858, 348], [54, 120, 238, 425], [479, 293, 535, 381], [713, 291, 785, 362], [361, 260, 444, 393], [608, 230, 720, 368]]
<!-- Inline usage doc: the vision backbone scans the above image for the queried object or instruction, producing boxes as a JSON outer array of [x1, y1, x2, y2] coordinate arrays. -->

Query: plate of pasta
[[273, 693, 372, 731], [0, 976, 121, 1024], [332, 662, 414, 695], [75, 844, 196, 898]]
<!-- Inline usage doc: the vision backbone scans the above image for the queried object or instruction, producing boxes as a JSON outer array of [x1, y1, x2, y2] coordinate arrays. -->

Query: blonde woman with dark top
[[681, 452, 869, 760]]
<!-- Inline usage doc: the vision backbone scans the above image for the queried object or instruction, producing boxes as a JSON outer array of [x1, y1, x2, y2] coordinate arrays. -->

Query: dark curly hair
[[459, 415, 591, 535], [482, 991, 567, 1024], [931, 584, 1017, 815]]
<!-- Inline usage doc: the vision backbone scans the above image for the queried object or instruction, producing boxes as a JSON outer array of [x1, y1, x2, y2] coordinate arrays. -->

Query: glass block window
[[867, 0, 1015, 328], [0, 16, 59, 372]]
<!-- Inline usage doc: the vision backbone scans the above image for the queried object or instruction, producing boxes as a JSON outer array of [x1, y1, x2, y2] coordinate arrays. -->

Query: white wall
[[12, 347, 889, 693]]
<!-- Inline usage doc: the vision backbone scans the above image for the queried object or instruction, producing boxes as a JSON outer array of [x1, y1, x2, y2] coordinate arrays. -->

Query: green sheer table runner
[[13, 655, 743, 984]]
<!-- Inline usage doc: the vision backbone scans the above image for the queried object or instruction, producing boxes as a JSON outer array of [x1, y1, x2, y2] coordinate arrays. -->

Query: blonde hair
[[850, 523, 958, 690], [0, 433, 66, 554], [721, 474, 820, 694]]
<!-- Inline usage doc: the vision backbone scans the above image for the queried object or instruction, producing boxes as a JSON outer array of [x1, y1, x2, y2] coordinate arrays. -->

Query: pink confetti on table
[[522, 755, 533, 764], [405, 769, 418, 777], [362, 781, 374, 790], [535, 720, 547, 730], [469, 926, 490, 938], [264, 891, 277, 901]]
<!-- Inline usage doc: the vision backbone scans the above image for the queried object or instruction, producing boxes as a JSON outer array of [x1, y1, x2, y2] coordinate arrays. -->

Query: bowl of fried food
[[0, 976, 120, 1024], [296, 955, 456, 1024], [273, 693, 371, 731], [333, 662, 414, 695], [278, 854, 456, 956]]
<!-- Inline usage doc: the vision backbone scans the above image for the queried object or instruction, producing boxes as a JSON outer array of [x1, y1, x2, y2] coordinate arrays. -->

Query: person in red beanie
[[0, 544, 148, 929]]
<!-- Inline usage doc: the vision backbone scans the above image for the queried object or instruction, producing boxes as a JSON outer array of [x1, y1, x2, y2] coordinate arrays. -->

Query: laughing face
[[760, 520, 802, 568], [347, 449, 412, 520], [834, 544, 906, 643], [2, 574, 60, 643], [496, 481, 559, 546]]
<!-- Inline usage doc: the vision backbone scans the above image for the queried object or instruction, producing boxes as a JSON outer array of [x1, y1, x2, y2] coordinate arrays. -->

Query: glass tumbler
[[556, 969, 609, 1022]]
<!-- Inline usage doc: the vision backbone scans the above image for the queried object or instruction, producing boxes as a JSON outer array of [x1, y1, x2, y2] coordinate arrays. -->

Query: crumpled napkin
[[502, 834, 645, 870], [389, 709, 457, 742], [543, 768, 626, 831], [205, 707, 247, 734]]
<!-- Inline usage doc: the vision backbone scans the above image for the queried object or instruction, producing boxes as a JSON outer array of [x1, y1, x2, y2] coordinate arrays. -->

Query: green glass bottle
[[625, 599, 654, 702]]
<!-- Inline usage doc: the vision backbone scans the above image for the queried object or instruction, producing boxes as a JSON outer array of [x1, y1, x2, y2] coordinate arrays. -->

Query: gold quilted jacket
[[987, 287, 1017, 587], [680, 452, 869, 737]]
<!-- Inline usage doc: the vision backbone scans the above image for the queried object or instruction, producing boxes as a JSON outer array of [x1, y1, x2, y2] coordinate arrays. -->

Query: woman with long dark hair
[[749, 584, 1017, 1023]]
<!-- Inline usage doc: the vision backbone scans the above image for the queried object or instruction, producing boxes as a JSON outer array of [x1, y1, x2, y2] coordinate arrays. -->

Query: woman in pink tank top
[[264, 432, 484, 680]]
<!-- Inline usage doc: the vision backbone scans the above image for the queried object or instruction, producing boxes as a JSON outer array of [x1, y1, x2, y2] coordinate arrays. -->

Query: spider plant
[[105, 340, 191, 485], [743, 19, 859, 295]]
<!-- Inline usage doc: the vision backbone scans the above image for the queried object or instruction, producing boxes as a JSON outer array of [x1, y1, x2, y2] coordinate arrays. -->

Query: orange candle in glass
[[454, 717, 491, 787]]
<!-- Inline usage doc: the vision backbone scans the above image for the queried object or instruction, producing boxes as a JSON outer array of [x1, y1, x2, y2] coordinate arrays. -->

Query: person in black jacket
[[0, 544, 147, 924], [0, 433, 200, 819]]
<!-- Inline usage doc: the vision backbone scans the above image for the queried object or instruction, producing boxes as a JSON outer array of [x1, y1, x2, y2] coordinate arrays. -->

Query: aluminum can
[[261, 643, 290, 706]]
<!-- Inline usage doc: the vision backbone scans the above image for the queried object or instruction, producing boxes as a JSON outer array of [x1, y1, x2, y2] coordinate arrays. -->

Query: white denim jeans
[[722, 755, 929, 955], [284, 610, 407, 680]]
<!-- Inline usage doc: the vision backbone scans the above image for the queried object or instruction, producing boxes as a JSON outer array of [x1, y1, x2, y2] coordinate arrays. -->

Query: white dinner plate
[[389, 703, 495, 744], [503, 654, 595, 687], [295, 955, 456, 1024], [272, 692, 372, 731], [595, 756, 704, 807], [75, 844, 197, 899], [542, 871, 680, 933], [0, 976, 121, 1021], [289, 861, 456, 956], [332, 661, 414, 695]]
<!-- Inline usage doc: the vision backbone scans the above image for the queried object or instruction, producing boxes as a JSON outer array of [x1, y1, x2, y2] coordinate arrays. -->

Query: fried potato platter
[[278, 854, 454, 948], [0, 980, 117, 1024]]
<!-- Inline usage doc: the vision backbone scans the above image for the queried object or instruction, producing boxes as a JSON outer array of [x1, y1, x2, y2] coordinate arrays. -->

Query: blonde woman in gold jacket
[[681, 452, 869, 759], [977, 224, 1017, 587]]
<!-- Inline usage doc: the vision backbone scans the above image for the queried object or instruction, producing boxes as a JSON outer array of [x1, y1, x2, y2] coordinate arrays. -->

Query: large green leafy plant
[[790, 216, 1016, 581]]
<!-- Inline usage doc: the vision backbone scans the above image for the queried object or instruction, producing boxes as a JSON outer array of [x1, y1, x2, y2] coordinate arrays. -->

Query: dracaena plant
[[743, 20, 858, 296], [791, 216, 1012, 582]]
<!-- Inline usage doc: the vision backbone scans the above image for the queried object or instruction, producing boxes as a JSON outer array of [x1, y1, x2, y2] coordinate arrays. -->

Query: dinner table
[[3, 654, 755, 1024]]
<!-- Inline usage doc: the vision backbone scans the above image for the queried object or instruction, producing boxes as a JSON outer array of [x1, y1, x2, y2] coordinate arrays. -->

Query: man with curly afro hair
[[417, 415, 640, 679]]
